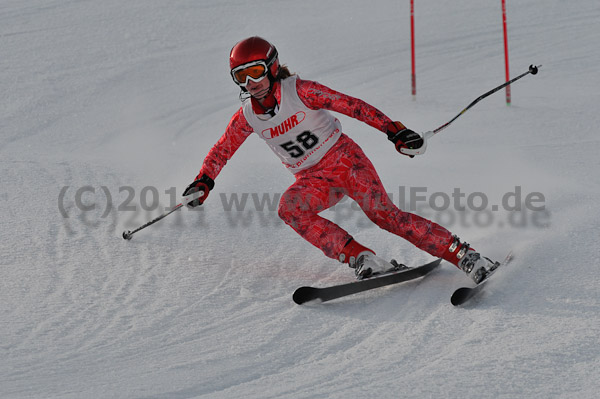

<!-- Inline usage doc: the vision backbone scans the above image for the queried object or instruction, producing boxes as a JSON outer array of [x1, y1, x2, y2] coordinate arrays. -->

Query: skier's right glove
[[386, 121, 424, 158], [182, 174, 215, 208]]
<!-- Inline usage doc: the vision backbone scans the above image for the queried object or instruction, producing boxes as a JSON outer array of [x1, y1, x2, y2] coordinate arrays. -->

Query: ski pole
[[400, 64, 541, 156], [122, 190, 204, 240]]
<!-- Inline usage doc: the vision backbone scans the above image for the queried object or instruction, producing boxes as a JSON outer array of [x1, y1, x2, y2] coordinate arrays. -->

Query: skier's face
[[245, 77, 271, 100]]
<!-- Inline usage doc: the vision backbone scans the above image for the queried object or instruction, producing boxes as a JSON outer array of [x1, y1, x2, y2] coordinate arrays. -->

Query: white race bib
[[243, 76, 342, 173]]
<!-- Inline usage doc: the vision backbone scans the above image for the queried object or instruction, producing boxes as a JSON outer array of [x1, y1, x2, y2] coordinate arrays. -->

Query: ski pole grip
[[422, 130, 434, 140], [181, 190, 205, 207], [399, 131, 433, 156]]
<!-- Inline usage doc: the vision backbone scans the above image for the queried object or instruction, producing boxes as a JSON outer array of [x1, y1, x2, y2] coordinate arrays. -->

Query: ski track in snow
[[1, 0, 599, 398]]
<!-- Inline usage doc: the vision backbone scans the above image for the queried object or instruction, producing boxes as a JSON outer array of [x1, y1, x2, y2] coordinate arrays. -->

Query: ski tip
[[293, 286, 320, 305], [450, 287, 472, 306]]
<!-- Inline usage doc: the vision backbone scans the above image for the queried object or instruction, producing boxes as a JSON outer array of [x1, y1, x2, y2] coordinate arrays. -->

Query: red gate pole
[[502, 0, 511, 105], [411, 0, 416, 98]]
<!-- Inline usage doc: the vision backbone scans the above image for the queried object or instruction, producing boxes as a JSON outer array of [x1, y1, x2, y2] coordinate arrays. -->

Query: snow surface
[[1, 0, 599, 398]]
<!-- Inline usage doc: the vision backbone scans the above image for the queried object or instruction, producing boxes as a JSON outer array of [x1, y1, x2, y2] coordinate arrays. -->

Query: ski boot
[[339, 239, 403, 280], [445, 235, 500, 284]]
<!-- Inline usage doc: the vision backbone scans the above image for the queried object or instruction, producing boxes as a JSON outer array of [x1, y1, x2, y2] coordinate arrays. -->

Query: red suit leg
[[278, 134, 455, 262]]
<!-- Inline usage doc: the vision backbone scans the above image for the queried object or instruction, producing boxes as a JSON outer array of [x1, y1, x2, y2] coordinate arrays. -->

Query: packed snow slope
[[1, 0, 599, 398]]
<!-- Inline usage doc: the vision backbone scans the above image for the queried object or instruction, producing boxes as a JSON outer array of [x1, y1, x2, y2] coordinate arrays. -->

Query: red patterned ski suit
[[198, 78, 454, 262]]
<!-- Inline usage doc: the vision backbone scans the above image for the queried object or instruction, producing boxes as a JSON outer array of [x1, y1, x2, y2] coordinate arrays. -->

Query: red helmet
[[229, 37, 279, 86]]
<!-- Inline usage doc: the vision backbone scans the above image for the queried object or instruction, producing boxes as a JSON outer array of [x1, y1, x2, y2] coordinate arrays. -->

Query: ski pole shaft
[[431, 64, 541, 135], [122, 190, 204, 240], [122, 204, 183, 240], [400, 64, 540, 157]]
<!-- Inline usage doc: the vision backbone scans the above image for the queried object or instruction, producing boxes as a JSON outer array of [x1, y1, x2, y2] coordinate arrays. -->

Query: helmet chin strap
[[238, 84, 270, 102], [245, 81, 278, 117], [239, 89, 250, 101], [257, 73, 276, 99], [238, 72, 275, 102], [240, 74, 279, 117], [258, 88, 278, 116]]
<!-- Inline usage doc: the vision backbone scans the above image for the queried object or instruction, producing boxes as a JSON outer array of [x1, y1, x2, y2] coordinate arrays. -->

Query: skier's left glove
[[386, 121, 425, 158], [182, 174, 214, 208]]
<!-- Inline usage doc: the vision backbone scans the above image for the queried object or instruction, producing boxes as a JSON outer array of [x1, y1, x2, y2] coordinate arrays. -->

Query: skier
[[183, 36, 498, 282]]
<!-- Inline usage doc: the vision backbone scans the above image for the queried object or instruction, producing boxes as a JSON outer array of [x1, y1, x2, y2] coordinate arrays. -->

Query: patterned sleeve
[[295, 78, 393, 133], [197, 108, 254, 180]]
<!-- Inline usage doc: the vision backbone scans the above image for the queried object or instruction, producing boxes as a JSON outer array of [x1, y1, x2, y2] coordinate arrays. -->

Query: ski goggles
[[231, 60, 271, 87]]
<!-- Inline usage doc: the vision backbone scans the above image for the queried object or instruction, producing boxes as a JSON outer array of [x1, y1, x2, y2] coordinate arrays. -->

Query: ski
[[450, 252, 514, 306], [293, 258, 441, 305]]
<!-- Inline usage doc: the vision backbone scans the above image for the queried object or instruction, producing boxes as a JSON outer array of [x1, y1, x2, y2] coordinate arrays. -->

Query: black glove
[[386, 121, 424, 158], [182, 174, 215, 208]]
